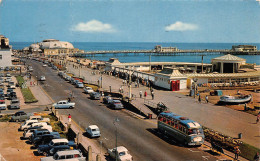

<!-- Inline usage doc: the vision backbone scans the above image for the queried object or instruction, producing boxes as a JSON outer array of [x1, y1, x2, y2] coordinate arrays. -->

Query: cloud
[[72, 20, 116, 33], [165, 21, 198, 31]]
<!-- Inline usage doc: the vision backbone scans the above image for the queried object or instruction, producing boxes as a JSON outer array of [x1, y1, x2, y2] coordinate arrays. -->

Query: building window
[[0, 55, 2, 59]]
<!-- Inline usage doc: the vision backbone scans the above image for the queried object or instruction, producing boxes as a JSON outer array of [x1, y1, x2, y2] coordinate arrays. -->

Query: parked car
[[48, 145, 71, 156], [6, 88, 13, 97], [40, 150, 85, 161], [5, 77, 12, 82], [85, 125, 101, 138], [30, 129, 51, 143], [103, 96, 113, 104], [8, 98, 20, 109], [43, 64, 47, 67], [20, 119, 39, 131], [107, 146, 133, 161], [8, 92, 17, 100], [0, 100, 7, 110], [83, 87, 94, 94], [7, 82, 16, 88], [52, 100, 75, 109], [65, 75, 71, 81], [33, 132, 60, 148], [76, 82, 84, 88], [23, 126, 52, 139], [90, 92, 101, 100], [110, 100, 124, 110], [38, 138, 76, 155], [40, 76, 46, 81], [11, 111, 33, 122]]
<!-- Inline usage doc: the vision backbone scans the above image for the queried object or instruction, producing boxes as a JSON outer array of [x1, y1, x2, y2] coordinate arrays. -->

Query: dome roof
[[39, 40, 74, 49], [29, 43, 40, 50]]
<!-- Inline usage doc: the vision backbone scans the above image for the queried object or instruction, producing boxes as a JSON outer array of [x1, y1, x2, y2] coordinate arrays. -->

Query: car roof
[[52, 138, 68, 143], [56, 150, 80, 156], [113, 100, 121, 103], [116, 146, 128, 152], [59, 100, 67, 102], [16, 111, 25, 113], [88, 125, 99, 129]]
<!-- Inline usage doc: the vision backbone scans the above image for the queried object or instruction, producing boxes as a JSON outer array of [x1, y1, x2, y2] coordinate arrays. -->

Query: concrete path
[[67, 62, 260, 149]]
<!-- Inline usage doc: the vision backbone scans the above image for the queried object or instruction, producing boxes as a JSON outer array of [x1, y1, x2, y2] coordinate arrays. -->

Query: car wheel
[[69, 106, 73, 109], [16, 119, 19, 123]]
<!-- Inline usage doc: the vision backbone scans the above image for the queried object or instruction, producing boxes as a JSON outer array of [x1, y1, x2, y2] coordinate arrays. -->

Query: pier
[[72, 49, 260, 57]]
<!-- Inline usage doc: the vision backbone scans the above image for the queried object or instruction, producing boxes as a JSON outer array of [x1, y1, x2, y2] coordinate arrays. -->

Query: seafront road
[[25, 60, 222, 160], [66, 62, 260, 149]]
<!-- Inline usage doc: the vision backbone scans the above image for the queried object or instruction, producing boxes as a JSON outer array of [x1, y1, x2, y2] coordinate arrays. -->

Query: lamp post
[[193, 78, 198, 98], [113, 117, 120, 161]]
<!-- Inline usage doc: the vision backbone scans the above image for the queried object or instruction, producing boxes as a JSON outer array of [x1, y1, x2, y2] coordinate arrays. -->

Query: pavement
[[67, 62, 259, 149]]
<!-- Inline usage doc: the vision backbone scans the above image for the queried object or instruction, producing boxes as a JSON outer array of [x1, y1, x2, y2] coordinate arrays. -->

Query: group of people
[[197, 94, 209, 104], [139, 89, 154, 100]]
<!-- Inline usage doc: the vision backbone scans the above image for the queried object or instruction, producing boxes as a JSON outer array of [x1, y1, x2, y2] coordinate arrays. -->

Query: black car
[[90, 92, 101, 100], [30, 129, 50, 143], [33, 132, 60, 148]]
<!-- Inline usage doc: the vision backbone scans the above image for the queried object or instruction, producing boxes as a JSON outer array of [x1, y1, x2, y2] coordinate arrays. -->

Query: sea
[[10, 42, 260, 65]]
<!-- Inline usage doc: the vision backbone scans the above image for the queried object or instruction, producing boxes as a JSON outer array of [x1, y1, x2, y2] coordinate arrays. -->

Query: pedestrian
[[254, 152, 260, 161], [67, 97, 71, 102], [135, 82, 137, 88], [68, 114, 71, 123], [139, 91, 142, 98], [234, 146, 241, 160], [244, 103, 247, 111], [198, 95, 201, 103], [122, 80, 125, 85], [205, 95, 209, 103], [119, 87, 122, 93], [151, 91, 154, 100], [144, 91, 147, 98]]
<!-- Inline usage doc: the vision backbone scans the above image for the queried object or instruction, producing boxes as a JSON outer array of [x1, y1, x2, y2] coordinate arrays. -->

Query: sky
[[0, 0, 259, 43]]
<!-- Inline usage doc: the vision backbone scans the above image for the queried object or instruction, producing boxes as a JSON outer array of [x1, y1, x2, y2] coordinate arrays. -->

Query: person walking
[[139, 91, 142, 98], [254, 152, 260, 161], [198, 94, 201, 103], [205, 95, 209, 103], [68, 114, 72, 123], [234, 146, 241, 160]]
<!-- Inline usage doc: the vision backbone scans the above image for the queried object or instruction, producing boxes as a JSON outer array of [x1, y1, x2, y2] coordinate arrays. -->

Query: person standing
[[205, 95, 209, 103], [198, 95, 201, 103], [144, 91, 147, 98], [68, 114, 72, 123], [151, 91, 154, 100], [234, 146, 241, 160], [139, 91, 142, 98], [254, 152, 260, 161]]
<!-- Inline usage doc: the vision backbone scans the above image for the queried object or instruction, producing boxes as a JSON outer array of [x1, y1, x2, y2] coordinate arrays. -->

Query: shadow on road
[[146, 128, 181, 146]]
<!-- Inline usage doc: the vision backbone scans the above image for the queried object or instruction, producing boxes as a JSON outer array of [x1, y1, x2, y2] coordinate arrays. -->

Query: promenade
[[67, 62, 260, 149]]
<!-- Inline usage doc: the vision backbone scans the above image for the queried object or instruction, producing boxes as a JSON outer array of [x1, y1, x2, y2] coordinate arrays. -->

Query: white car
[[23, 125, 53, 139], [83, 87, 94, 94], [76, 82, 84, 88], [20, 120, 39, 131], [53, 100, 75, 109], [43, 64, 47, 67], [0, 101, 7, 110], [40, 76, 46, 81], [40, 150, 86, 161], [108, 146, 133, 161], [86, 125, 100, 138]]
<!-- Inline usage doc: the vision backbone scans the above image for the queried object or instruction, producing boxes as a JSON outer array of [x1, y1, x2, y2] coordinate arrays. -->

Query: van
[[86, 125, 101, 138], [20, 120, 38, 130]]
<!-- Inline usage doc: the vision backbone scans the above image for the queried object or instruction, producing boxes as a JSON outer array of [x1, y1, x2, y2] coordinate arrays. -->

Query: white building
[[0, 35, 12, 67], [154, 68, 187, 91]]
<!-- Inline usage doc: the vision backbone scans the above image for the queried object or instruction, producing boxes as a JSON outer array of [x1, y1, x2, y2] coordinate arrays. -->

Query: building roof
[[155, 68, 187, 79], [186, 70, 260, 78], [212, 54, 245, 61]]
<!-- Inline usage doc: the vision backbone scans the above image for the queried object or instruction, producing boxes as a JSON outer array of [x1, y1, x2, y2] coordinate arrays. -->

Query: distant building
[[0, 35, 12, 67], [155, 45, 179, 52], [28, 39, 83, 56], [232, 45, 257, 52]]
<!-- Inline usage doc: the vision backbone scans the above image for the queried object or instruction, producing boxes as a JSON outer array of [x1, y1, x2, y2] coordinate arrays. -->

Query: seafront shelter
[[154, 68, 187, 91], [211, 54, 246, 73]]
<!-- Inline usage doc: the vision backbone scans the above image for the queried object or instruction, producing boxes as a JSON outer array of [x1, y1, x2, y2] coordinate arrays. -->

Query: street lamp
[[193, 78, 198, 98], [113, 117, 120, 161]]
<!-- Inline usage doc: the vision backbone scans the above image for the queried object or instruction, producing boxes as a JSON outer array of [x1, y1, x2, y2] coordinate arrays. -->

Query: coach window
[[0, 55, 2, 59]]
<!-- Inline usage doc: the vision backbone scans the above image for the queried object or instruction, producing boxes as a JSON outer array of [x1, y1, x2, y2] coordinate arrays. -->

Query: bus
[[158, 111, 205, 146]]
